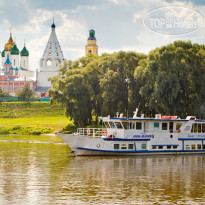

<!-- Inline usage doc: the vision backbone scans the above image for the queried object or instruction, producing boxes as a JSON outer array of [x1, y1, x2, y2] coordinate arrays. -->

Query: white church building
[[36, 21, 64, 94]]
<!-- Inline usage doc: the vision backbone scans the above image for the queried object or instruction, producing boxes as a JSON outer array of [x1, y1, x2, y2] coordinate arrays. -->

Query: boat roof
[[100, 117, 188, 122], [99, 117, 205, 122]]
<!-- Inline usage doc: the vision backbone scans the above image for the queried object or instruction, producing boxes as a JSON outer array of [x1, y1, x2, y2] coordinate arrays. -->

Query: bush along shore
[[0, 102, 74, 135], [0, 126, 53, 135]]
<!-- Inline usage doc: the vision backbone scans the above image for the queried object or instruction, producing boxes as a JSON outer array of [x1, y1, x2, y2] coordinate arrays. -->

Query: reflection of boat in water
[[60, 108, 205, 156]]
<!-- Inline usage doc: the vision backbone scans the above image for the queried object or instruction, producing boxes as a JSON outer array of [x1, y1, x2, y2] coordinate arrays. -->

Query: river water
[[0, 136, 205, 204]]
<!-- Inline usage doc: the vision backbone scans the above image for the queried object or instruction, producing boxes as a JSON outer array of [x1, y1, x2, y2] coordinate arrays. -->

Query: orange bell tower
[[85, 29, 98, 56]]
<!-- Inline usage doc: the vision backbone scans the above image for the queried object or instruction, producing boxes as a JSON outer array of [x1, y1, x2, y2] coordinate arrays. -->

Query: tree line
[[0, 85, 34, 100], [49, 41, 205, 126]]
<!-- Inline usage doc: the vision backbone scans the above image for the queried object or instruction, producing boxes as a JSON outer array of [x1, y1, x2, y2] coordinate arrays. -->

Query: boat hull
[[74, 149, 205, 156], [59, 134, 205, 156]]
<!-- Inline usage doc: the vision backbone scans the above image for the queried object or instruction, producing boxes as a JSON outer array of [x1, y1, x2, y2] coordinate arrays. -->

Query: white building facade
[[36, 22, 64, 93]]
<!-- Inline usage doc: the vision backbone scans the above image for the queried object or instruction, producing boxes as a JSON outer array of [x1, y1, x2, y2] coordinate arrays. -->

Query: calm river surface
[[0, 135, 205, 204]]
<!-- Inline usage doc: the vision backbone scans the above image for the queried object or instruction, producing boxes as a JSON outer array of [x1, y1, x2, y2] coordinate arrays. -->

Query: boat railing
[[77, 128, 104, 138]]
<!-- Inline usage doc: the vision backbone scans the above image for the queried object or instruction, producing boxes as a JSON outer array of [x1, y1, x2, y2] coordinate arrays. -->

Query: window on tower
[[88, 50, 92, 53], [47, 59, 52, 66], [55, 59, 60, 66]]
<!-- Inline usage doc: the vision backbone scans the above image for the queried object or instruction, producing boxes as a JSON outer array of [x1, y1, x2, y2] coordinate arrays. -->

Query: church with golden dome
[[0, 24, 99, 96], [0, 30, 36, 96]]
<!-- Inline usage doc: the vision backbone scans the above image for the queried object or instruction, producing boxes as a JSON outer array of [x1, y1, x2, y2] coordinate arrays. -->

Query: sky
[[1, 0, 205, 70]]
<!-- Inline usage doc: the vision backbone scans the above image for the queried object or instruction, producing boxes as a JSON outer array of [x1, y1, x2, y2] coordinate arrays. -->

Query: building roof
[[35, 86, 51, 92], [11, 45, 19, 55], [51, 22, 56, 28], [4, 56, 11, 64], [19, 67, 29, 71], [20, 46, 29, 56], [1, 49, 5, 57], [40, 21, 64, 72], [5, 33, 16, 51], [88, 29, 96, 40]]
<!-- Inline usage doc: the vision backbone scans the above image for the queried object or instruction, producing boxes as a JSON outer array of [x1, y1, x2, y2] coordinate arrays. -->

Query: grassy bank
[[0, 102, 74, 134], [0, 134, 64, 142]]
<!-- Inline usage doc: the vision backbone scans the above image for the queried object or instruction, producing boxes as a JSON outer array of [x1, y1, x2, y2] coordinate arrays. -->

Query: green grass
[[0, 102, 74, 134], [0, 134, 64, 142]]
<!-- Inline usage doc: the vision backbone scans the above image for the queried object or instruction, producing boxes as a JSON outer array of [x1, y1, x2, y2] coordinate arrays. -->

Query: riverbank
[[0, 102, 74, 134]]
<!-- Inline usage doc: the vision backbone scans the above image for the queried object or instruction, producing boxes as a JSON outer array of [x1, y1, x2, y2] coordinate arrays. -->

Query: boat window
[[203, 144, 205, 150], [162, 123, 168, 130], [176, 123, 182, 131], [114, 144, 119, 149], [152, 146, 157, 149], [192, 144, 196, 150], [158, 146, 163, 149], [132, 123, 135, 129], [115, 122, 123, 129], [129, 122, 132, 129], [173, 146, 177, 149], [167, 146, 171, 149], [191, 124, 194, 133], [121, 144, 127, 149], [122, 122, 129, 129], [184, 126, 190, 131], [202, 124, 205, 133], [154, 122, 159, 128], [194, 124, 197, 133], [186, 145, 190, 150], [136, 122, 142, 130], [197, 144, 202, 149], [103, 122, 110, 128], [198, 124, 202, 133], [141, 144, 146, 149], [109, 122, 115, 128], [128, 144, 134, 149]]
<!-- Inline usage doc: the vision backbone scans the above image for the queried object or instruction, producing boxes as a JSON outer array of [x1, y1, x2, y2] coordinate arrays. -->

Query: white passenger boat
[[60, 109, 205, 156]]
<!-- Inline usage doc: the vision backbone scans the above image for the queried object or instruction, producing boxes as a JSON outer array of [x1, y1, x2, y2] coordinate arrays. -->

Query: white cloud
[[1, 0, 205, 73], [20, 9, 88, 70]]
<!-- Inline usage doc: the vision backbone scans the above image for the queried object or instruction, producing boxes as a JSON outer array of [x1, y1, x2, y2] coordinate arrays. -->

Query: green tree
[[0, 88, 10, 97], [50, 41, 205, 127], [135, 40, 205, 118], [18, 84, 34, 101]]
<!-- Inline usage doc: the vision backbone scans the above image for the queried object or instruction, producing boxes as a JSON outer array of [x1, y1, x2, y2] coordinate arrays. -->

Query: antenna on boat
[[133, 108, 138, 119], [133, 102, 140, 119]]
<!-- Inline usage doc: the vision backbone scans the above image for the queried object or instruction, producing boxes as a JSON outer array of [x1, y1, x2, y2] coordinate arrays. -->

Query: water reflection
[[0, 139, 205, 204]]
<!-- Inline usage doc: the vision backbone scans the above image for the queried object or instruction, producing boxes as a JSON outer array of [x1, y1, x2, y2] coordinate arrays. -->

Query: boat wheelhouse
[[59, 109, 205, 156]]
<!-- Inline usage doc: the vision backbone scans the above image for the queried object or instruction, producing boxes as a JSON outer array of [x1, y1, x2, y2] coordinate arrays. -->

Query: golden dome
[[5, 33, 16, 51]]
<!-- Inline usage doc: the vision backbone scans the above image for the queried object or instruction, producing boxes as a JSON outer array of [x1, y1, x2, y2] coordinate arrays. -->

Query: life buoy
[[101, 129, 108, 136], [87, 128, 90, 136]]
